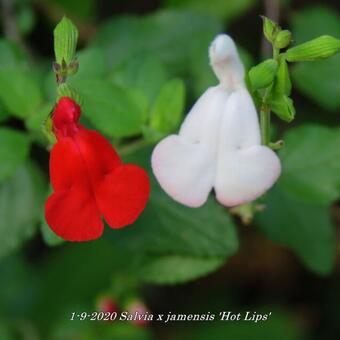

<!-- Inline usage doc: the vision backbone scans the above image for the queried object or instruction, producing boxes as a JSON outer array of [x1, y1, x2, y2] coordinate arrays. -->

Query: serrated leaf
[[149, 78, 185, 134], [54, 16, 78, 65], [0, 162, 46, 261], [0, 128, 30, 182], [248, 59, 278, 90], [0, 68, 43, 118]]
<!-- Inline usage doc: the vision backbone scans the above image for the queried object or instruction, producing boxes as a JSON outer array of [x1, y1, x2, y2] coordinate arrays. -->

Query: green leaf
[[76, 47, 108, 77], [149, 78, 185, 134], [106, 148, 239, 284], [0, 162, 46, 261], [69, 77, 148, 137], [136, 255, 224, 284], [248, 59, 278, 90], [0, 128, 30, 182], [290, 7, 340, 110], [286, 36, 340, 62], [0, 68, 43, 119], [279, 125, 340, 205], [110, 52, 168, 104], [54, 16, 78, 65], [0, 39, 26, 68], [257, 187, 336, 275], [163, 0, 258, 22], [92, 10, 222, 73]]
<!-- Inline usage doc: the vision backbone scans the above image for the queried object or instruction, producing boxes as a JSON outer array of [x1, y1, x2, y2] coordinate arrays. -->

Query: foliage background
[[0, 0, 339, 338]]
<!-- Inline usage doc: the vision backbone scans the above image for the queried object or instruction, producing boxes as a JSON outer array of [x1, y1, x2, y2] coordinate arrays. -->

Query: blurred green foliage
[[0, 0, 339, 338]]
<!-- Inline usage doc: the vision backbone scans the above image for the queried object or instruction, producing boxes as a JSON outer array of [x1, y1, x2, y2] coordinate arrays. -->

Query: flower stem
[[260, 101, 270, 146], [260, 46, 280, 146]]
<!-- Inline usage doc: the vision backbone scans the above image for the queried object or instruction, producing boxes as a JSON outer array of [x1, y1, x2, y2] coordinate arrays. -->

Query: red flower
[[45, 97, 150, 241]]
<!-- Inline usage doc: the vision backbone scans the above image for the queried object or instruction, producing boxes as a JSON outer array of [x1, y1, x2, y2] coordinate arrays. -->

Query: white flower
[[151, 34, 281, 207]]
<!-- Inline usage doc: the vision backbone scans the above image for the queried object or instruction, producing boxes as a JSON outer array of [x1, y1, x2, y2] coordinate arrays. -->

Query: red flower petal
[[45, 97, 150, 241], [45, 186, 103, 241], [46, 138, 104, 241], [97, 164, 150, 228]]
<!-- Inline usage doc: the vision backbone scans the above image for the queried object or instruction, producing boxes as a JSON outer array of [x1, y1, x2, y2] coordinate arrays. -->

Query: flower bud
[[249, 59, 278, 90], [274, 30, 292, 49], [261, 16, 280, 44], [285, 35, 340, 62]]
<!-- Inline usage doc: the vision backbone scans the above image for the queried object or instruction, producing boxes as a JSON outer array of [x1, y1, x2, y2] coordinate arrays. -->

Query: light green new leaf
[[69, 77, 148, 137], [279, 125, 340, 205], [149, 78, 185, 134], [0, 68, 43, 119], [0, 162, 46, 261], [0, 128, 30, 182], [257, 187, 336, 275]]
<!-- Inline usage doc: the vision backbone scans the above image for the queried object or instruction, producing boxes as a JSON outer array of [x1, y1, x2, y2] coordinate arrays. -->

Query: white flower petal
[[151, 135, 215, 207], [215, 146, 281, 206], [218, 88, 261, 150], [209, 34, 245, 90], [180, 86, 229, 155], [215, 87, 281, 206]]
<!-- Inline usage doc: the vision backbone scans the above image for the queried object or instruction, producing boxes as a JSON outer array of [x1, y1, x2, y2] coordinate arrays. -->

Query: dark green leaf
[[0, 162, 46, 261], [257, 187, 336, 275], [279, 125, 340, 205], [0, 128, 30, 182], [290, 7, 340, 110]]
